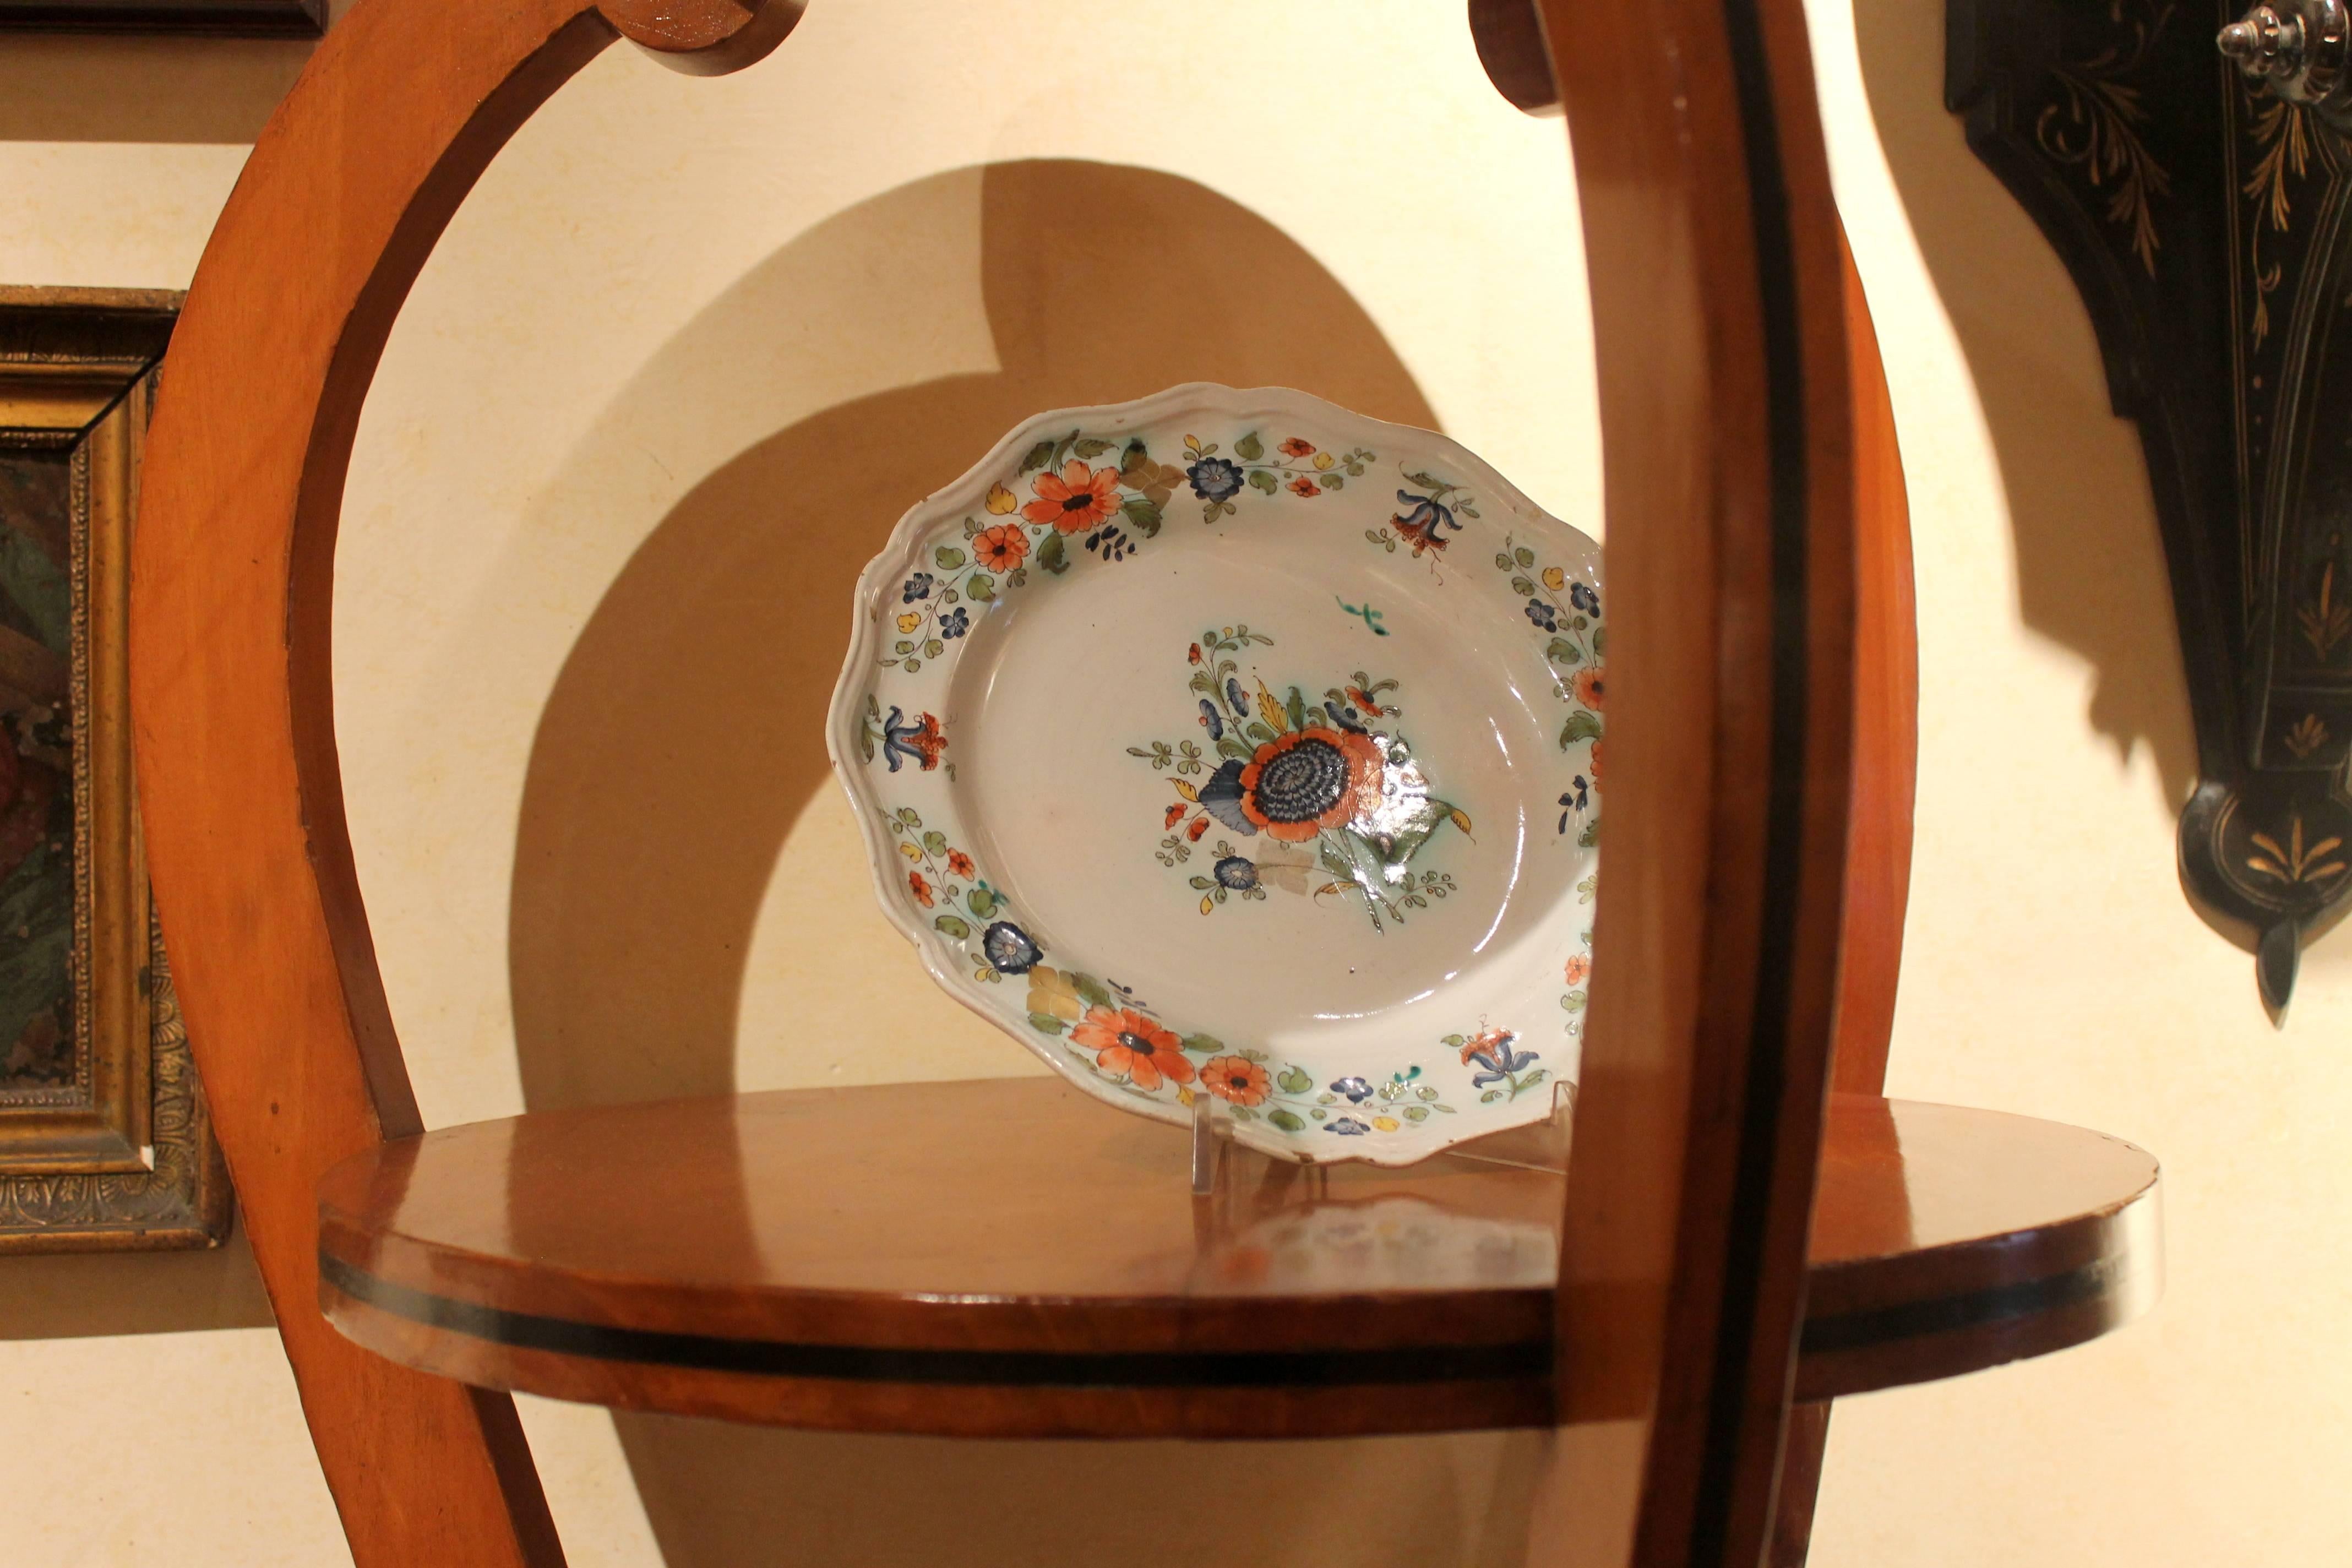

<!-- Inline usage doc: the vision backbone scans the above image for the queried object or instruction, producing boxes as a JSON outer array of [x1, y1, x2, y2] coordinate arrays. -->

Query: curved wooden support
[[1540, 0, 1853, 1560], [129, 2, 797, 1563], [137, 0, 1850, 1562]]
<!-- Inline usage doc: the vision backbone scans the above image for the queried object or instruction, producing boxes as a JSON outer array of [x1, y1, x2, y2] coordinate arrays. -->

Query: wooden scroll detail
[[1538, 0, 1855, 1565], [129, 2, 798, 1565]]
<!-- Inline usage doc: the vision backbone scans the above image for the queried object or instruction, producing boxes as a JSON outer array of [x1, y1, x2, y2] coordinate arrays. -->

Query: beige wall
[[0, 2, 2340, 1564]]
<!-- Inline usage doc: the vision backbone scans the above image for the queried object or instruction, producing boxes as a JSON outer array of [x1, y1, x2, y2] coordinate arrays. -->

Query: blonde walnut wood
[[136, 0, 1879, 1561], [313, 1082, 2159, 1437], [131, 0, 798, 1562]]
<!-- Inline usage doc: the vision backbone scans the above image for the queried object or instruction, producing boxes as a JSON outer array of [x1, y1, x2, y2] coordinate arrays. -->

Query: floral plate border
[[827, 384, 1602, 1165]]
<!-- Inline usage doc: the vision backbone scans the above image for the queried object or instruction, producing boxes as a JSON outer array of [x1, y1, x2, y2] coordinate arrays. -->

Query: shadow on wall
[[1853, 0, 2198, 808], [504, 158, 1546, 1568]]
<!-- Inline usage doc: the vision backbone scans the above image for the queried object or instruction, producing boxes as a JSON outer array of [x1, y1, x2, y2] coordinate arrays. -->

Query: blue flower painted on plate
[[1213, 856, 1257, 891], [1323, 699, 1366, 733], [1330, 1076, 1374, 1104], [1198, 699, 1224, 741], [1524, 597, 1558, 632], [1198, 758, 1254, 836], [940, 607, 970, 639], [1462, 1029, 1540, 1090], [880, 705, 946, 774], [1569, 581, 1601, 615], [1391, 492, 1460, 555], [1558, 776, 1589, 834], [1225, 676, 1251, 718], [901, 572, 933, 603], [1325, 1116, 1371, 1135], [981, 921, 1042, 974], [1187, 455, 1244, 502]]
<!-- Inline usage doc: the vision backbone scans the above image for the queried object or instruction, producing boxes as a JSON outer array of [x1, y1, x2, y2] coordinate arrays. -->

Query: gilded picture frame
[[0, 287, 227, 1251]]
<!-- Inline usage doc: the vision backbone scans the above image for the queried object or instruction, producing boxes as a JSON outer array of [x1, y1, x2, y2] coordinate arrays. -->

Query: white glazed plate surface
[[827, 384, 1603, 1164]]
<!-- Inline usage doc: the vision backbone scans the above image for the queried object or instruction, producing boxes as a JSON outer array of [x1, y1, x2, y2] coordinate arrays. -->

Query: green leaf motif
[[1181, 1033, 1223, 1055], [1563, 991, 1588, 1011], [1073, 437, 1113, 458], [1246, 468, 1280, 496], [922, 831, 950, 856], [1562, 710, 1604, 746], [1511, 575, 1536, 597], [1578, 816, 1600, 847], [934, 914, 971, 939], [934, 546, 966, 570], [1027, 1012, 1066, 1035], [1547, 636, 1581, 666], [1593, 626, 1607, 656], [1275, 1064, 1314, 1094], [1037, 532, 1069, 575], [1267, 1109, 1306, 1133], [923, 639, 944, 658], [1514, 546, 1536, 568], [1018, 440, 1055, 475], [1234, 431, 1264, 461], [1071, 972, 1115, 1010], [966, 573, 997, 602], [1121, 496, 1163, 536], [967, 887, 997, 918], [1284, 686, 1308, 731], [1403, 1105, 1430, 1123]]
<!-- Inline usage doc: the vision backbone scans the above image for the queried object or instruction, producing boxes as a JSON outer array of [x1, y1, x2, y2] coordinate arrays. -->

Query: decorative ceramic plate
[[827, 384, 1602, 1166]]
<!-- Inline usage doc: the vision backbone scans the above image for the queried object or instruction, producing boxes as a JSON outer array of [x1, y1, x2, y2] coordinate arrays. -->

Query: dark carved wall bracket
[[1951, 0, 2352, 1019]]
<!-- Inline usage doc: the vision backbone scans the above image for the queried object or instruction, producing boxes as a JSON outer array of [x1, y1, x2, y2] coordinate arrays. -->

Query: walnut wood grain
[[1539, 0, 1858, 1559], [136, 0, 1878, 1560], [314, 1084, 2158, 1439], [129, 2, 798, 1564]]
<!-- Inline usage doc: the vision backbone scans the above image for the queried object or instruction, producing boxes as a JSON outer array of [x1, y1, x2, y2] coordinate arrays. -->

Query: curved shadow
[[507, 159, 1545, 1567], [1853, 0, 2199, 806]]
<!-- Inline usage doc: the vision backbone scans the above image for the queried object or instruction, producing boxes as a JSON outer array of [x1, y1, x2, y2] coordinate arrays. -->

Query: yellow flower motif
[[1371, 1115, 1400, 1133], [986, 482, 1018, 515], [1026, 966, 1084, 1022], [896, 611, 923, 633], [899, 841, 922, 860], [1311, 451, 1336, 471], [1542, 567, 1565, 591]]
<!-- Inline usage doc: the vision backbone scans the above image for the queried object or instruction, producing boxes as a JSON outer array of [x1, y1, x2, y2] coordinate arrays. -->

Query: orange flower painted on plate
[[1072, 1006, 1195, 1092], [908, 871, 934, 907], [974, 523, 1030, 571], [1287, 476, 1320, 498], [1278, 437, 1316, 459], [1572, 667, 1604, 711], [946, 851, 975, 879], [1238, 726, 1384, 842], [1563, 954, 1591, 987], [1199, 1054, 1270, 1106], [1023, 461, 1123, 534], [1588, 740, 1603, 783]]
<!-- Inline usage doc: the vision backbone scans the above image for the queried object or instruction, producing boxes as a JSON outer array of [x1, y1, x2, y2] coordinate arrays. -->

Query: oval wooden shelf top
[[317, 1080, 2160, 1440]]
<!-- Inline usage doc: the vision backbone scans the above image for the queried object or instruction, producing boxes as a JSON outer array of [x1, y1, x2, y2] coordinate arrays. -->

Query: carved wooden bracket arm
[[1952, 0, 2352, 1018]]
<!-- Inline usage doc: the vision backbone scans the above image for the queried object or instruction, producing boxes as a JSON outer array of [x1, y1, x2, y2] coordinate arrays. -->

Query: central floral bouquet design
[[1129, 625, 1469, 930]]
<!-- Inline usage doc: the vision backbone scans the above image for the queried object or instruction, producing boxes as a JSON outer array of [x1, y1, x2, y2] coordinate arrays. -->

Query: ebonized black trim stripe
[[1800, 1257, 2124, 1357], [1694, 0, 1817, 1560], [319, 1252, 1553, 1391]]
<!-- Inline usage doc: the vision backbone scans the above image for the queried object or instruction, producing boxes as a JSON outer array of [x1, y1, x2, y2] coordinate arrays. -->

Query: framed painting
[[0, 287, 228, 1251], [0, 0, 322, 36]]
